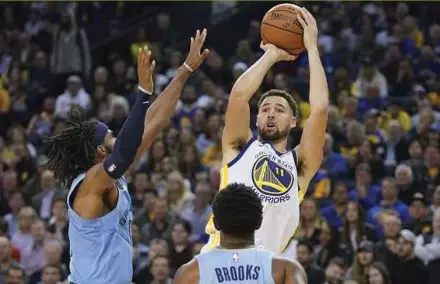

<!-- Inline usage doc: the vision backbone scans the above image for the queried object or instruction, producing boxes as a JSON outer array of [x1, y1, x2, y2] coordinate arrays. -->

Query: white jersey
[[202, 137, 303, 257]]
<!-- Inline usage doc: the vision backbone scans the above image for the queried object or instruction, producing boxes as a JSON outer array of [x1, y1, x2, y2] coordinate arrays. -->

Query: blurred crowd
[[0, 1, 439, 284]]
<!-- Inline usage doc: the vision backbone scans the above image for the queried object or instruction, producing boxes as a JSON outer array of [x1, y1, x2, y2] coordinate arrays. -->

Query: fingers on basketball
[[297, 10, 308, 27], [303, 8, 316, 25]]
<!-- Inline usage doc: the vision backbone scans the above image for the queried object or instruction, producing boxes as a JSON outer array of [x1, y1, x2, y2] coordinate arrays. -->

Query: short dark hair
[[296, 239, 313, 253], [173, 220, 192, 235], [44, 110, 99, 186], [212, 183, 263, 238], [258, 89, 299, 117], [43, 264, 61, 273]]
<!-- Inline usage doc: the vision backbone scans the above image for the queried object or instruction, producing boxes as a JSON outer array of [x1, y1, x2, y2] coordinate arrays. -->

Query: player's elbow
[[229, 89, 250, 104], [310, 103, 328, 115]]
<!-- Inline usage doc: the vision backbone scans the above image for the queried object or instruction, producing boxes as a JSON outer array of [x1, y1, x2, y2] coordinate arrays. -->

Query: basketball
[[261, 3, 305, 55]]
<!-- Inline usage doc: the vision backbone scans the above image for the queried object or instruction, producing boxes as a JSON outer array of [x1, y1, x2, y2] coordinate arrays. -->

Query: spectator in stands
[[341, 201, 377, 264], [365, 262, 391, 284], [149, 255, 172, 284], [141, 197, 176, 244], [385, 229, 428, 284], [37, 264, 62, 284], [54, 75, 91, 119], [323, 257, 346, 284], [3, 190, 24, 237], [27, 242, 66, 284], [414, 209, 440, 283], [295, 198, 327, 246], [322, 182, 349, 229], [51, 10, 91, 89], [296, 239, 325, 284], [180, 181, 212, 242], [11, 207, 37, 253], [0, 237, 20, 284], [168, 220, 193, 275], [20, 219, 53, 276], [4, 265, 26, 284], [367, 177, 411, 230], [407, 193, 433, 235], [346, 240, 376, 284], [31, 170, 66, 222]]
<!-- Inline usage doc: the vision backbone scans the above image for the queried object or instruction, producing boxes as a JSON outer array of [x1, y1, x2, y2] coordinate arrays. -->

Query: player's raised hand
[[137, 46, 156, 95], [260, 42, 297, 62], [183, 29, 210, 72], [297, 7, 319, 52]]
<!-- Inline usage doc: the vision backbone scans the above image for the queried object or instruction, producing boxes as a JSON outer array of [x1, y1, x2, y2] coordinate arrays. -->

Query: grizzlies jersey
[[195, 247, 275, 284], [202, 137, 302, 256], [67, 173, 133, 284]]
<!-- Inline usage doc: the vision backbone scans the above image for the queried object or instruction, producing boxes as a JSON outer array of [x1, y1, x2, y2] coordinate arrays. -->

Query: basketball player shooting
[[202, 7, 328, 257], [44, 29, 209, 284], [174, 183, 307, 284]]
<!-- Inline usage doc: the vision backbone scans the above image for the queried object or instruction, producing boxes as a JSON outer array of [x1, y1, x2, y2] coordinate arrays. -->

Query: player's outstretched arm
[[133, 29, 210, 163], [295, 7, 329, 194], [173, 259, 199, 284], [223, 43, 296, 153], [86, 46, 157, 191]]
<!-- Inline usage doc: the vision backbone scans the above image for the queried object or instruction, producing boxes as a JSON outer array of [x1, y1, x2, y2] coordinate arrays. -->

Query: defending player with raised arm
[[174, 183, 307, 284], [44, 29, 209, 284], [202, 7, 329, 256]]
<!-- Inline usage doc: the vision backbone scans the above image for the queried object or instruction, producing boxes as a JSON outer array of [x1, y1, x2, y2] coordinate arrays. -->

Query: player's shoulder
[[80, 163, 112, 195], [272, 256, 307, 284], [174, 258, 200, 284]]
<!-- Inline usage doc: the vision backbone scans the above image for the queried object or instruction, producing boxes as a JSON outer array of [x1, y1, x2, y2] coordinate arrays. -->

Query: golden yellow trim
[[204, 165, 229, 251]]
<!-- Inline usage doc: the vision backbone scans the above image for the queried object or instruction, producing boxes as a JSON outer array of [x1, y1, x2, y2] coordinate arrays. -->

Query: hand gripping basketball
[[260, 41, 297, 63], [183, 29, 210, 72], [296, 7, 319, 51]]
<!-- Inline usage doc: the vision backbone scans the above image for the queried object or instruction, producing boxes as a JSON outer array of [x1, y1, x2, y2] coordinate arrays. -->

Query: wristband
[[183, 62, 194, 73], [138, 85, 152, 95]]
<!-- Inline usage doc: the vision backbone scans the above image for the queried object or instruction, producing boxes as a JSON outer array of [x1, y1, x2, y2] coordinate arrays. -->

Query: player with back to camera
[[44, 29, 210, 284], [202, 6, 329, 257], [174, 183, 307, 284]]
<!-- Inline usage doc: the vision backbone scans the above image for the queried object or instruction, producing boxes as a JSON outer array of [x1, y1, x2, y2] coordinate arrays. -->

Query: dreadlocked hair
[[212, 183, 263, 238], [44, 110, 98, 186]]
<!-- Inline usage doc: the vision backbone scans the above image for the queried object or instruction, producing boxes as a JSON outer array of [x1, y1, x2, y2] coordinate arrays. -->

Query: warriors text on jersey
[[195, 246, 275, 284], [202, 137, 303, 255]]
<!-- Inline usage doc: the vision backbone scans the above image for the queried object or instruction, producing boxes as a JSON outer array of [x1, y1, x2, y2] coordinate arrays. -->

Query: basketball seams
[[261, 22, 303, 36], [261, 4, 305, 56], [261, 33, 304, 52]]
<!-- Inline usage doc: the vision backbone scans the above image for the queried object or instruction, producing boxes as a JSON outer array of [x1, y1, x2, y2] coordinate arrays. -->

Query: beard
[[258, 126, 289, 142]]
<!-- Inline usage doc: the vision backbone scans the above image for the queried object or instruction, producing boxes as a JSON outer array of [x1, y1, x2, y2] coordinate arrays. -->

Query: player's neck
[[220, 234, 255, 249], [258, 137, 288, 153]]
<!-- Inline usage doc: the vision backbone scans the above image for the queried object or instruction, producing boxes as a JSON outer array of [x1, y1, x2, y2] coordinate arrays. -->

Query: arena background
[[0, 1, 439, 284]]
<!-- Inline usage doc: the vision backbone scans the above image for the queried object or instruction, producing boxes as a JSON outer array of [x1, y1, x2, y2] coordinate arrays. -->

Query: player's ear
[[96, 145, 107, 157], [290, 116, 297, 129]]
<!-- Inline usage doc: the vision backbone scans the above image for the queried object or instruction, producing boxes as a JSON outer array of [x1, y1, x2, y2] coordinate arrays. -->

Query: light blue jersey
[[67, 173, 133, 284], [195, 247, 275, 284]]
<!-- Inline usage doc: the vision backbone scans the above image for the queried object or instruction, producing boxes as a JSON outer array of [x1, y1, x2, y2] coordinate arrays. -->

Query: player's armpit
[[173, 259, 199, 284]]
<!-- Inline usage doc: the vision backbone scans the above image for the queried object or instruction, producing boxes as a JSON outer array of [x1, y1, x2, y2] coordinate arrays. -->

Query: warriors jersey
[[202, 137, 303, 256]]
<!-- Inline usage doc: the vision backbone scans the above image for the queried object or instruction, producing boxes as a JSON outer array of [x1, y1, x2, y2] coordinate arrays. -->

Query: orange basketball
[[260, 3, 305, 55]]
